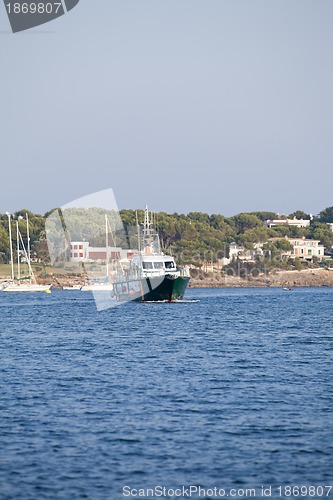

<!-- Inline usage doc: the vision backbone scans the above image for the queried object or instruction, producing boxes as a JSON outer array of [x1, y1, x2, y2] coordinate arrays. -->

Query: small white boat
[[81, 283, 113, 291], [63, 285, 82, 290]]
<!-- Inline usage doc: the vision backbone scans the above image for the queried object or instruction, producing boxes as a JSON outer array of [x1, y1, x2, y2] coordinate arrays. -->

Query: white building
[[70, 241, 137, 262], [281, 237, 325, 260], [70, 241, 90, 261], [228, 237, 326, 262], [228, 242, 264, 262], [264, 218, 311, 228]]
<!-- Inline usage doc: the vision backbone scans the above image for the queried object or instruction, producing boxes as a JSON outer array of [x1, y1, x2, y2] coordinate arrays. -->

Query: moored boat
[[81, 282, 113, 291], [2, 212, 52, 293], [4, 283, 52, 293]]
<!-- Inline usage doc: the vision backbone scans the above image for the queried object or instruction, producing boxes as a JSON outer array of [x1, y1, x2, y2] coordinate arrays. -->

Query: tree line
[[1, 206, 333, 266]]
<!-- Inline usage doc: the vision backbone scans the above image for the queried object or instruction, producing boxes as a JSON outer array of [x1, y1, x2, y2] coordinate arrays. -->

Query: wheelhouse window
[[142, 262, 153, 269], [153, 262, 164, 269], [165, 261, 175, 269]]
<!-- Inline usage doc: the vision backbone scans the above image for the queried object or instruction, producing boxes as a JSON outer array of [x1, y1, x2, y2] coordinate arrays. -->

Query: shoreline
[[2, 268, 333, 289], [189, 268, 333, 288]]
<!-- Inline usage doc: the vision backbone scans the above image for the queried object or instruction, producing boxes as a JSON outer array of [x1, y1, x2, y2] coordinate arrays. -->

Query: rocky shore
[[24, 268, 333, 289], [189, 268, 333, 288]]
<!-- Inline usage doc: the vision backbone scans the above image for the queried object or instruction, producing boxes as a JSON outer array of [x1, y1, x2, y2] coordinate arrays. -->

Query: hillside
[[1, 207, 333, 272]]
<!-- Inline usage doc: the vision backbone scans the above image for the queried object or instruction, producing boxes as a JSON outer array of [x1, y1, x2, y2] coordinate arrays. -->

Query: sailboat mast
[[26, 213, 31, 283], [6, 213, 14, 282], [18, 231, 36, 285], [106, 216, 124, 275], [16, 220, 20, 282], [105, 214, 109, 279]]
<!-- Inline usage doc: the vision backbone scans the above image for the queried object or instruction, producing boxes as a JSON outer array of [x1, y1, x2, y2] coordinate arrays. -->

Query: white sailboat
[[2, 213, 52, 293]]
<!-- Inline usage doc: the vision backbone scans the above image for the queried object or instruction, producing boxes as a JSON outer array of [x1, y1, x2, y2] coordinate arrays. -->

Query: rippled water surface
[[1, 287, 333, 499]]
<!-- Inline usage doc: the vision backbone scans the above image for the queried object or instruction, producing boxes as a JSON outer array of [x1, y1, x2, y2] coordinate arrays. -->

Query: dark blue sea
[[0, 287, 333, 500]]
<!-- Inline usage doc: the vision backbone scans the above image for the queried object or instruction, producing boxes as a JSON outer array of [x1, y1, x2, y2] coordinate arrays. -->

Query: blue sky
[[0, 0, 332, 216]]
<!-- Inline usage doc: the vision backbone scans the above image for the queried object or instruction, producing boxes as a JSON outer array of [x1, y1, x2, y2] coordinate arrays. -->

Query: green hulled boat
[[114, 206, 190, 302]]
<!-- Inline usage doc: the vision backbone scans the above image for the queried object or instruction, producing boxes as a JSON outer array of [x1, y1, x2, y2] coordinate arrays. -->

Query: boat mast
[[105, 214, 109, 279], [136, 210, 141, 253], [19, 231, 36, 284], [16, 220, 20, 283], [106, 216, 124, 275], [142, 205, 152, 252], [26, 213, 31, 284], [144, 205, 150, 230], [6, 212, 14, 282], [153, 210, 161, 254], [141, 206, 161, 255]]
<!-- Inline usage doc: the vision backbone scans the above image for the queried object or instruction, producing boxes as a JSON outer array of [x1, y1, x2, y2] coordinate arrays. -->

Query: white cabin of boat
[[130, 254, 179, 279]]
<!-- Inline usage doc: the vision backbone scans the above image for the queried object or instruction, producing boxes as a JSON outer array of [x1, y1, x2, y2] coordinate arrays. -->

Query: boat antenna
[[144, 205, 150, 232], [6, 212, 14, 282]]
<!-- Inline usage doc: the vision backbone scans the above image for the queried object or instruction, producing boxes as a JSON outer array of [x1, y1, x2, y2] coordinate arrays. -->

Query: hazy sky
[[1, 0, 332, 216]]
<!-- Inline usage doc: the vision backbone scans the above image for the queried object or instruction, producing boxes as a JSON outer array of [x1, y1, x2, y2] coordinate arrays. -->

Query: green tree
[[188, 212, 210, 225], [309, 222, 333, 251], [230, 213, 263, 233], [0, 224, 10, 262], [238, 226, 270, 248], [262, 239, 293, 261], [319, 206, 333, 223], [288, 210, 310, 220], [249, 211, 279, 222]]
